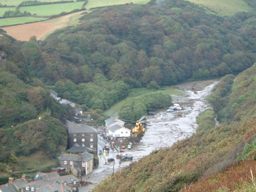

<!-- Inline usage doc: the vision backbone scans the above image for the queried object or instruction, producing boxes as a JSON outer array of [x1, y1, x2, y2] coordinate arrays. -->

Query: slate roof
[[36, 183, 71, 192], [108, 124, 122, 132], [58, 152, 93, 162], [105, 118, 116, 126], [13, 178, 28, 189], [67, 145, 91, 153], [0, 174, 78, 192], [0, 184, 17, 192], [66, 120, 98, 134]]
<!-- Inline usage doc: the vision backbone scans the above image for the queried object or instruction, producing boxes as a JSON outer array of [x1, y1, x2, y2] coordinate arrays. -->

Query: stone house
[[66, 120, 98, 154], [58, 152, 94, 176]]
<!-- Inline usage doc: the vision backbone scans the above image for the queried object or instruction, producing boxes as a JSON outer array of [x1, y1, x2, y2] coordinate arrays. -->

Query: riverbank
[[80, 80, 218, 192]]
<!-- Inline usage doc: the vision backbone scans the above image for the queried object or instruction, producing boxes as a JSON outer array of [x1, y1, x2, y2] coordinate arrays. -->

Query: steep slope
[[93, 63, 256, 191], [0, 34, 73, 174], [27, 0, 256, 112]]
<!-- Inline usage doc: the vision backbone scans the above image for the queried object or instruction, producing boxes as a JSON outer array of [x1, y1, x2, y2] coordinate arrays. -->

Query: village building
[[104, 117, 131, 138], [0, 173, 79, 192], [66, 120, 98, 154], [58, 151, 94, 177]]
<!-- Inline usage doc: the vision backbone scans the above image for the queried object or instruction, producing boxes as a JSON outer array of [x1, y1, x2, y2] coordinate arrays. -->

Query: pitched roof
[[105, 118, 116, 126], [67, 145, 89, 153], [13, 178, 28, 189], [36, 183, 71, 192], [0, 184, 17, 192], [58, 152, 93, 162], [108, 124, 122, 132], [66, 120, 98, 134]]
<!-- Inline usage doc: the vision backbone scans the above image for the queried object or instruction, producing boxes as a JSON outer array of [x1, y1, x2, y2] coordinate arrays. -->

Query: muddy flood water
[[80, 80, 218, 192]]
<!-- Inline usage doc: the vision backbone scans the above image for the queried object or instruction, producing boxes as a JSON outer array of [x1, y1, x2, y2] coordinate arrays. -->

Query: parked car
[[107, 158, 115, 162], [148, 111, 155, 115], [121, 155, 133, 161], [127, 145, 132, 149], [121, 146, 126, 149]]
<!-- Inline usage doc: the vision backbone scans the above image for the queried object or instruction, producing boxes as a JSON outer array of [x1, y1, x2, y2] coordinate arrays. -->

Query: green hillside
[[186, 0, 251, 16], [0, 34, 74, 175], [0, 0, 256, 184], [94, 63, 256, 191], [31, 0, 256, 113]]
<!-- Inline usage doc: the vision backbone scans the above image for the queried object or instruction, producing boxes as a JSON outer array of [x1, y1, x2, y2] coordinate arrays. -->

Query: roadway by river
[[80, 80, 218, 192]]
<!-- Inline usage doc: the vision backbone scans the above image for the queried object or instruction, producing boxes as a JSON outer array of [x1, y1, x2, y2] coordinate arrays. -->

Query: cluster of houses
[[0, 173, 79, 192], [0, 90, 136, 192]]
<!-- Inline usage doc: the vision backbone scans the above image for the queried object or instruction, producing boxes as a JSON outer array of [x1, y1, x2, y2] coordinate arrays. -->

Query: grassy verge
[[0, 17, 47, 27], [19, 2, 84, 16], [85, 0, 150, 9], [104, 87, 184, 117], [0, 0, 72, 6], [186, 0, 251, 16]]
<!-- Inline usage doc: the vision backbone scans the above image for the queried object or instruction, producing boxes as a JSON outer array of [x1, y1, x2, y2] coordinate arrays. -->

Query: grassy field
[[0, 17, 46, 27], [186, 0, 251, 16], [19, 1, 84, 16], [0, 7, 15, 16], [85, 0, 150, 9], [0, 0, 72, 6], [104, 87, 184, 117]]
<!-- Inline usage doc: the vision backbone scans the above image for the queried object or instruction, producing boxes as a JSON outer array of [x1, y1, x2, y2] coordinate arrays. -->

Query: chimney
[[22, 174, 26, 180], [8, 177, 14, 184]]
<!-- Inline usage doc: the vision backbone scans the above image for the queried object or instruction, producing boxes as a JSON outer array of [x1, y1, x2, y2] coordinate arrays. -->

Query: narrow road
[[80, 81, 218, 192]]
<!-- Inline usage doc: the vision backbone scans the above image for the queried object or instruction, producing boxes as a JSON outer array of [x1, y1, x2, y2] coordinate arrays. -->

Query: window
[[126, 131, 128, 133], [74, 138, 77, 142], [91, 134, 93, 137], [82, 134, 84, 136], [82, 138, 85, 142], [90, 143, 93, 148], [90, 138, 93, 142], [121, 132, 123, 134], [64, 161, 67, 165], [74, 134, 76, 137], [70, 161, 73, 165]]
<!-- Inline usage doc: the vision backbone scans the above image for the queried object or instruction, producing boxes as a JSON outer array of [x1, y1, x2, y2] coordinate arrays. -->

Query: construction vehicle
[[131, 115, 161, 136], [131, 121, 146, 136]]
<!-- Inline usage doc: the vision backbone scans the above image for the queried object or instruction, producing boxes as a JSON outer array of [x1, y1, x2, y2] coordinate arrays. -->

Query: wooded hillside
[[0, 33, 73, 176], [28, 0, 256, 112]]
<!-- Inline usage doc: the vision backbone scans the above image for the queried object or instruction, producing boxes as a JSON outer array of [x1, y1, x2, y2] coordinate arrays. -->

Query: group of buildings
[[0, 90, 136, 192]]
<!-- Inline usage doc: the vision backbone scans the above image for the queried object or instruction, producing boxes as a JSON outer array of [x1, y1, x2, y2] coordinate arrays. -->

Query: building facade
[[66, 120, 98, 154]]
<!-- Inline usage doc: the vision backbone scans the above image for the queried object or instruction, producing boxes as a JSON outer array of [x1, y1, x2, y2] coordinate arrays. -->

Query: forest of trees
[[1, 0, 256, 181], [20, 0, 256, 112], [0, 34, 74, 174]]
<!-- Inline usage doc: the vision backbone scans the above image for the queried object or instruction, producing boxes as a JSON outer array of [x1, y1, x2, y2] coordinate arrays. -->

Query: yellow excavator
[[132, 121, 146, 136], [131, 116, 161, 136]]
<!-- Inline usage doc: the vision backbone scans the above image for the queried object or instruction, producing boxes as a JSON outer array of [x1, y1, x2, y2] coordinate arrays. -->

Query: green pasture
[[0, 7, 15, 16], [19, 2, 84, 16], [86, 0, 150, 9], [104, 87, 184, 117], [0, 17, 46, 27], [0, 0, 72, 6], [186, 0, 251, 16]]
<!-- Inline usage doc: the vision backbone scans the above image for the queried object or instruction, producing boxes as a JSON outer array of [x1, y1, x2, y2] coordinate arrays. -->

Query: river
[[80, 80, 218, 192]]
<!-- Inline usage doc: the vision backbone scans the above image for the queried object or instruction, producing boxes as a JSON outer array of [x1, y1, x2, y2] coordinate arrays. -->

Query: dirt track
[[1, 11, 86, 41]]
